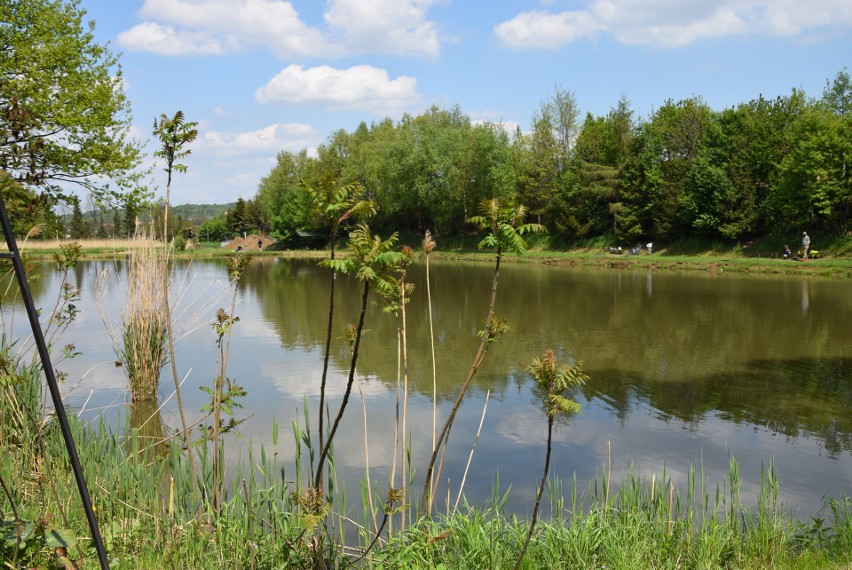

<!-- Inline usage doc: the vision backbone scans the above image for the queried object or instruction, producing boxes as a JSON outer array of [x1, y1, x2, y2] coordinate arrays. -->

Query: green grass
[[3, 402, 851, 569]]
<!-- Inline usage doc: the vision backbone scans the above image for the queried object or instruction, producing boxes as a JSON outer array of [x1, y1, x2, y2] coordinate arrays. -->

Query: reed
[[117, 230, 169, 402]]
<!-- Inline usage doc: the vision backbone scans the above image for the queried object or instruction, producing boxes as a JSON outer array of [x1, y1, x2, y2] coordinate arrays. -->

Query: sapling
[[303, 180, 376, 470], [152, 111, 199, 500], [202, 253, 251, 514], [420, 198, 545, 515], [313, 224, 408, 489], [513, 350, 587, 570]]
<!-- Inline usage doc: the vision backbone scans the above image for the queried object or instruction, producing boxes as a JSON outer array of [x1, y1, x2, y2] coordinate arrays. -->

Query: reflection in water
[[585, 357, 851, 456], [236, 259, 852, 452], [128, 400, 170, 461], [25, 258, 852, 518]]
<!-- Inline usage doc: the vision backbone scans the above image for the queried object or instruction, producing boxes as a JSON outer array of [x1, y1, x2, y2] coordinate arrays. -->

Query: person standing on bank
[[802, 232, 811, 260]]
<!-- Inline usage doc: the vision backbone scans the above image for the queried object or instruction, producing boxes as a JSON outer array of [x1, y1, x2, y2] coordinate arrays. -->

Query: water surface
[[14, 257, 852, 518]]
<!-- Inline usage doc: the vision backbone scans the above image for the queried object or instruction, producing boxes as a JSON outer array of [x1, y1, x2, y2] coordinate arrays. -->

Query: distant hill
[[74, 203, 235, 224], [170, 203, 234, 223]]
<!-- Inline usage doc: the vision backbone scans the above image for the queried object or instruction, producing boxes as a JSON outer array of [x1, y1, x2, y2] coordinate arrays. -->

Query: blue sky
[[77, 0, 851, 205]]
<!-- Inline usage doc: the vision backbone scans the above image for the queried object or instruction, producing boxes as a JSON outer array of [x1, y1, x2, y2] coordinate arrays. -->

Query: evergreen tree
[[112, 208, 121, 238], [69, 198, 90, 238], [228, 198, 248, 236]]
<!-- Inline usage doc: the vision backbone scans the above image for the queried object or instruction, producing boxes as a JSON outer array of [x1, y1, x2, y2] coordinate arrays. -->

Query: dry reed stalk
[[390, 328, 400, 495], [355, 375, 378, 533], [400, 278, 410, 530], [120, 230, 169, 402], [453, 390, 489, 512], [422, 232, 437, 456]]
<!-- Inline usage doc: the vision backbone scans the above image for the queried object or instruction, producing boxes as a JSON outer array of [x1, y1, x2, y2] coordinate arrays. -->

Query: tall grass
[[116, 230, 169, 402]]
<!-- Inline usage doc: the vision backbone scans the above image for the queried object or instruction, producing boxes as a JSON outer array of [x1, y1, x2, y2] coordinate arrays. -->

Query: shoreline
[[8, 240, 852, 278]]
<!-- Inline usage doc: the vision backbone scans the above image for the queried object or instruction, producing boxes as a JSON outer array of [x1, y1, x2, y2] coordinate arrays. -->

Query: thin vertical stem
[[420, 249, 502, 515], [400, 277, 410, 529], [318, 234, 337, 464], [315, 280, 370, 488], [426, 252, 436, 454]]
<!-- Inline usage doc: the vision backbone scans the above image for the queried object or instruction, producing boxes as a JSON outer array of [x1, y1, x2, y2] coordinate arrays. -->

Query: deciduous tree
[[0, 0, 145, 207]]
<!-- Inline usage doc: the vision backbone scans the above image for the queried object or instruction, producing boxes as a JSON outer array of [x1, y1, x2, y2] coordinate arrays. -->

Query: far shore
[[7, 237, 852, 278]]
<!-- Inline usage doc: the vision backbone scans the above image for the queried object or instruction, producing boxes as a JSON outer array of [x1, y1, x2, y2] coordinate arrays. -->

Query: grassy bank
[[2, 409, 851, 569], [9, 236, 852, 278]]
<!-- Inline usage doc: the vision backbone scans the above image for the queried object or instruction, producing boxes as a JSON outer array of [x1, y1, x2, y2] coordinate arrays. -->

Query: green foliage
[[153, 111, 198, 180], [527, 350, 587, 418], [0, 0, 146, 205], [305, 179, 376, 238], [256, 151, 315, 242], [172, 234, 186, 251], [68, 198, 90, 239], [0, 516, 78, 568], [198, 215, 230, 242], [774, 105, 851, 236], [468, 198, 547, 255], [243, 72, 850, 248], [0, 174, 63, 240]]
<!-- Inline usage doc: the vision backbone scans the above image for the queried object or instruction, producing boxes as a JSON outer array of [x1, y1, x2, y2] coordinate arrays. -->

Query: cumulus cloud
[[255, 64, 420, 114], [324, 0, 441, 58], [195, 122, 321, 156], [118, 0, 441, 58], [494, 10, 599, 50], [117, 22, 235, 55], [495, 0, 852, 49]]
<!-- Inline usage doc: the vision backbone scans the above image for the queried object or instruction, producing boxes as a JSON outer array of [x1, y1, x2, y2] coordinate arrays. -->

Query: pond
[[11, 257, 852, 519]]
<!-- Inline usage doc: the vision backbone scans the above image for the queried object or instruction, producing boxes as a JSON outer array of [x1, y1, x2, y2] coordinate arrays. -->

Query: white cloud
[[117, 22, 236, 55], [324, 0, 442, 58], [255, 64, 420, 114], [119, 0, 442, 58], [494, 10, 599, 50], [495, 0, 852, 49], [195, 122, 321, 156]]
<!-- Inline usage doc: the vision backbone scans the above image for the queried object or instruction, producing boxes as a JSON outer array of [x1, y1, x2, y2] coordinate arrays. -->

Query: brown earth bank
[[221, 233, 276, 251]]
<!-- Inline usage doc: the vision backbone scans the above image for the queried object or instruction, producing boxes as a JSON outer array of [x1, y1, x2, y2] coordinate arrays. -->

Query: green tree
[[0, 172, 61, 238], [256, 151, 315, 243], [228, 197, 248, 237], [822, 67, 851, 117], [112, 207, 121, 238], [775, 106, 852, 236], [68, 197, 89, 238], [122, 200, 138, 238], [199, 215, 229, 242], [516, 87, 580, 228], [0, 0, 145, 206]]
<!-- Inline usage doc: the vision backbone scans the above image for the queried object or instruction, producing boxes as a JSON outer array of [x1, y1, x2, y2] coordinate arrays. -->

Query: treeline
[[57, 200, 233, 241], [245, 70, 849, 247]]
